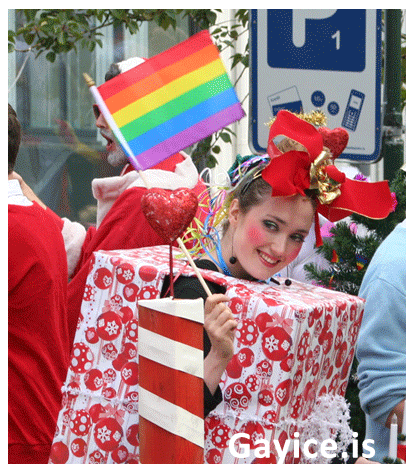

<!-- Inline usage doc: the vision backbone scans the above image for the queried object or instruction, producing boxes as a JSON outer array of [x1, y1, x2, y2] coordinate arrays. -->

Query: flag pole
[[83, 73, 213, 297], [83, 73, 139, 167]]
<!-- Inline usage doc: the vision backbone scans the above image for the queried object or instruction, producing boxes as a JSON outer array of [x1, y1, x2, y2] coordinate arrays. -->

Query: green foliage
[[305, 169, 406, 294], [8, 9, 242, 61], [7, 10, 222, 59], [305, 222, 383, 296], [345, 359, 365, 454], [383, 456, 404, 464], [191, 127, 237, 169]]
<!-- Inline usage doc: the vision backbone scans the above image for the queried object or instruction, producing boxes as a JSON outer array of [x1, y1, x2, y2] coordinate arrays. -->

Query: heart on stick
[[141, 187, 199, 243], [317, 127, 349, 159]]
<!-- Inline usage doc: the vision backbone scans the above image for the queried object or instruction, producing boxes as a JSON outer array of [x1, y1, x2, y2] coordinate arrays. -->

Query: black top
[[161, 259, 227, 418]]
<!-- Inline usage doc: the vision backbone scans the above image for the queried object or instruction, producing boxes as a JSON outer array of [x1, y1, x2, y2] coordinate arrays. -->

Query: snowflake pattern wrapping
[[50, 245, 364, 464]]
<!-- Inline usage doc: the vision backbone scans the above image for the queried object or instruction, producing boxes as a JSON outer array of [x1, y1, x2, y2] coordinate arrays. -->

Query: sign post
[[249, 9, 382, 162]]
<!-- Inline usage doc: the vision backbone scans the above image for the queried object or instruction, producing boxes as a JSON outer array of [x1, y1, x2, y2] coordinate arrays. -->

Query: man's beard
[[100, 129, 129, 167], [107, 147, 129, 167]]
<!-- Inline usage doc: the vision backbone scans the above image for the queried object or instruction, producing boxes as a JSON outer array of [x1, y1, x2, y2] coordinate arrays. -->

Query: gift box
[[50, 245, 364, 464]]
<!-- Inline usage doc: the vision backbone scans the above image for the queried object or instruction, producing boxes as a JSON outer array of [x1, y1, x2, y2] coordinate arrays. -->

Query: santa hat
[[117, 56, 146, 73], [105, 56, 147, 81]]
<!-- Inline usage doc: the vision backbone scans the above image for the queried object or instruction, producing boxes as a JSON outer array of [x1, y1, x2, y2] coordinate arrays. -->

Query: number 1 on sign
[[332, 30, 340, 49]]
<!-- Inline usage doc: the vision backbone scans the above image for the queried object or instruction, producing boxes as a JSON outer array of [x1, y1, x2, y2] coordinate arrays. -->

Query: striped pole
[[138, 297, 204, 463]]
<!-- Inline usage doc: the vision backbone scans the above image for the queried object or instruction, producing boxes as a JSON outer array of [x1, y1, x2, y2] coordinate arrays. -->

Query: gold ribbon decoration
[[309, 150, 344, 205]]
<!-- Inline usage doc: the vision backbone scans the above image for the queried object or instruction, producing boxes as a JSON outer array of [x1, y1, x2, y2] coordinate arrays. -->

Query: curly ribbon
[[262, 110, 394, 234]]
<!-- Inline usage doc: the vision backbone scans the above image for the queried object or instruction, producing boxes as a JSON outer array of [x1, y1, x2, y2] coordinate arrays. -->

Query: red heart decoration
[[317, 127, 349, 159], [141, 187, 199, 243]]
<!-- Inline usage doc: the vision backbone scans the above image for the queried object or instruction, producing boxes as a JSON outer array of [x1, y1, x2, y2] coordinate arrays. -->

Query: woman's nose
[[270, 236, 288, 257]]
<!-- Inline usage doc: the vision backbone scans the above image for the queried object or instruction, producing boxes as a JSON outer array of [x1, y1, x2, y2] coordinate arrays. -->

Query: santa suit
[[65, 152, 207, 345], [8, 180, 71, 463]]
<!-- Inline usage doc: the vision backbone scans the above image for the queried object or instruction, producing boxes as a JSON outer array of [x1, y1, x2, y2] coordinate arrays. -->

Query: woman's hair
[[221, 171, 318, 236], [192, 138, 322, 257], [220, 162, 270, 235], [234, 163, 272, 211]]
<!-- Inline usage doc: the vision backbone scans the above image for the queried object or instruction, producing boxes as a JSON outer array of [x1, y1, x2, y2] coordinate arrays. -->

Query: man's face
[[93, 104, 128, 167]]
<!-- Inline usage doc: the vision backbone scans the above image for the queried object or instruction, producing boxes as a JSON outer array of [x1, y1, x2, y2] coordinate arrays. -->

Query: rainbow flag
[[97, 30, 245, 170], [356, 254, 367, 271], [331, 249, 340, 263]]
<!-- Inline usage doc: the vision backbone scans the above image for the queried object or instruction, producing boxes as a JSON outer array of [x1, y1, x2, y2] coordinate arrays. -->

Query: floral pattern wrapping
[[49, 245, 364, 464]]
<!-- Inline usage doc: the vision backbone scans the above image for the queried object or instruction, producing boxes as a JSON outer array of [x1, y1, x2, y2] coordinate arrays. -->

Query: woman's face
[[228, 193, 314, 281]]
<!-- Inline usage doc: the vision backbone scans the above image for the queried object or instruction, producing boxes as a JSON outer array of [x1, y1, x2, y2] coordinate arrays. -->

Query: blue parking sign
[[249, 9, 382, 162], [267, 10, 366, 72]]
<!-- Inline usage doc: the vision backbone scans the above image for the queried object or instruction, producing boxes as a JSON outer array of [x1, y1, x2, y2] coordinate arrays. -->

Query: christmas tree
[[305, 168, 405, 295], [305, 167, 406, 454]]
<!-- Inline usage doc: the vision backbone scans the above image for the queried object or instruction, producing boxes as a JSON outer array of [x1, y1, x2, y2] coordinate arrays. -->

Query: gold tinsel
[[266, 110, 327, 128]]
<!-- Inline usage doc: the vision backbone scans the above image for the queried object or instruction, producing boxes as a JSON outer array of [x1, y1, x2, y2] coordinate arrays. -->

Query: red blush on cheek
[[286, 246, 301, 264], [247, 225, 266, 246]]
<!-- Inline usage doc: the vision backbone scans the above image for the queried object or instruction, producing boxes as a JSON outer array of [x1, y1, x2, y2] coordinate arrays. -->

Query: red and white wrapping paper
[[50, 245, 364, 464]]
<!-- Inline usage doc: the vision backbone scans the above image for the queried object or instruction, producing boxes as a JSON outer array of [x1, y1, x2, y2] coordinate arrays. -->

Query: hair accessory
[[261, 110, 395, 246], [228, 154, 270, 188]]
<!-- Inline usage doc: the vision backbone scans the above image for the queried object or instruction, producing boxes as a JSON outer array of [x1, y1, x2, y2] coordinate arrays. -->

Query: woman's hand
[[204, 293, 237, 361], [203, 293, 237, 396]]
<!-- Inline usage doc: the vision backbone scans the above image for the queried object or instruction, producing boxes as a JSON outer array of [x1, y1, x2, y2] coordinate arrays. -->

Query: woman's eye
[[263, 220, 278, 231], [291, 234, 305, 243]]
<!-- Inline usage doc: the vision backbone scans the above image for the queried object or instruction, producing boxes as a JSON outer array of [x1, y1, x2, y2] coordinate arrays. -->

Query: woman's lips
[[257, 250, 280, 267]]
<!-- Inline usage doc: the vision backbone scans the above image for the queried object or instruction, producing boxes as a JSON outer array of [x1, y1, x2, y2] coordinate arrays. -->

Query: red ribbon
[[265, 314, 294, 335], [263, 111, 394, 245], [99, 404, 125, 425]]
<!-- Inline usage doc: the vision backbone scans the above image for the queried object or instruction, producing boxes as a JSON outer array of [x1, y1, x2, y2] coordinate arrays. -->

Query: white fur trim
[[126, 154, 198, 191], [117, 57, 146, 73], [61, 218, 87, 278], [92, 154, 199, 228]]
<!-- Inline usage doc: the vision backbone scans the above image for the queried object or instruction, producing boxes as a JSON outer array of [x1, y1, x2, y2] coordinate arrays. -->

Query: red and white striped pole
[[138, 297, 204, 463]]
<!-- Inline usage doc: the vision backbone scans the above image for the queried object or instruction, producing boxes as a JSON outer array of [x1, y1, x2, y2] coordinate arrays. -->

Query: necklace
[[200, 231, 233, 277], [214, 237, 233, 277]]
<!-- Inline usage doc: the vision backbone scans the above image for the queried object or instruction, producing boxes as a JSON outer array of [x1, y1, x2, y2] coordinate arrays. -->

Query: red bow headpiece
[[262, 110, 394, 246]]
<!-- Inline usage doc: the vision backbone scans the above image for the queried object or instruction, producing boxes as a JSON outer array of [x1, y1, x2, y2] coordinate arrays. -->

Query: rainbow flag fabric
[[97, 30, 245, 170]]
